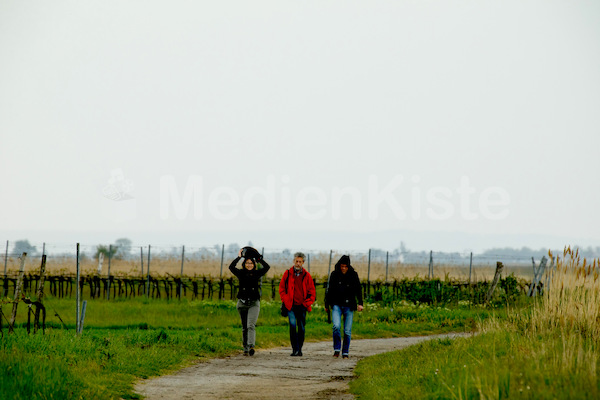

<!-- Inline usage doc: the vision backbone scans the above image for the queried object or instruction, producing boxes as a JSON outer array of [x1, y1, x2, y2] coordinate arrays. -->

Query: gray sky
[[1, 0, 599, 253]]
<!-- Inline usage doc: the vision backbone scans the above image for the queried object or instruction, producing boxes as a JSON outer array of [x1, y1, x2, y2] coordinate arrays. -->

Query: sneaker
[[243, 351, 249, 356], [249, 348, 255, 356], [291, 351, 298, 356], [297, 350, 303, 357], [333, 351, 340, 358], [342, 354, 349, 359]]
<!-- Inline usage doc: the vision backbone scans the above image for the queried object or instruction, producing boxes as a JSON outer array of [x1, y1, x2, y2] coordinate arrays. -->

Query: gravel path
[[135, 332, 468, 400]]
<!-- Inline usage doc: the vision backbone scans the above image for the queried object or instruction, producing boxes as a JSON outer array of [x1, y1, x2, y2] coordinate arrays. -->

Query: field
[[350, 247, 600, 399], [2, 248, 536, 282], [2, 248, 591, 399], [1, 296, 493, 399]]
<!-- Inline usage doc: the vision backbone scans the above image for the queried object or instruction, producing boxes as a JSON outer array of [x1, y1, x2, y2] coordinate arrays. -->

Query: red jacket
[[279, 268, 316, 312]]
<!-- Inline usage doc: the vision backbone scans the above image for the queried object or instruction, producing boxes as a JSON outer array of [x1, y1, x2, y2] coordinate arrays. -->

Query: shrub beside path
[[135, 332, 469, 400]]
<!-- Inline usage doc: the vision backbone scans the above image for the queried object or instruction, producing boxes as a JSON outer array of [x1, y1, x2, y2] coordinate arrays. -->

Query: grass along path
[[351, 248, 600, 399], [0, 298, 493, 399], [135, 333, 470, 400]]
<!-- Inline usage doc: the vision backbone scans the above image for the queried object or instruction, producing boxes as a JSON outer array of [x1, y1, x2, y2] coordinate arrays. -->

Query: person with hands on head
[[229, 247, 271, 356], [325, 255, 363, 359], [279, 252, 316, 357]]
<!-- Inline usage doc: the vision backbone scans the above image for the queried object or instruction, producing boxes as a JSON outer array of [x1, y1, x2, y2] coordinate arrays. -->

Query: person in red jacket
[[279, 251, 316, 356]]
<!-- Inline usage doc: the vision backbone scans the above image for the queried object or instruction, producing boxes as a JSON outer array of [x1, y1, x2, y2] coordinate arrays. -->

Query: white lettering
[[331, 186, 362, 220], [296, 187, 327, 220], [208, 187, 239, 220], [457, 176, 478, 220], [242, 176, 276, 220], [368, 175, 406, 219], [159, 175, 203, 220], [426, 187, 454, 219], [479, 187, 510, 220]]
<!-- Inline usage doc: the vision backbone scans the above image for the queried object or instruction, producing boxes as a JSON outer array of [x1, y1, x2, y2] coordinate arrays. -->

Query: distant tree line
[[6, 239, 600, 264]]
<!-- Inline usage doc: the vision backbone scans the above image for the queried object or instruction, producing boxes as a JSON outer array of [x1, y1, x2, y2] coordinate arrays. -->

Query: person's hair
[[294, 252, 305, 261]]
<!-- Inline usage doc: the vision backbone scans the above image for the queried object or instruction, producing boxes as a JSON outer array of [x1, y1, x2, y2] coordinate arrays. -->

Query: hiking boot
[[333, 351, 340, 358]]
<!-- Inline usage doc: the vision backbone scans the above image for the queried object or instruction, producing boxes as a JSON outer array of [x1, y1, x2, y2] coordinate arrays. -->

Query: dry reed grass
[[530, 247, 600, 339], [479, 246, 600, 393]]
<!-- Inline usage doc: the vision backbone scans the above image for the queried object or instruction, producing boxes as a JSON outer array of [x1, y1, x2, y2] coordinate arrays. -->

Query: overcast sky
[[1, 0, 599, 253]]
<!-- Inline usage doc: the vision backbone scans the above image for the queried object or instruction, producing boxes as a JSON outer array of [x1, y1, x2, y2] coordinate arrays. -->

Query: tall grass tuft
[[529, 247, 600, 339]]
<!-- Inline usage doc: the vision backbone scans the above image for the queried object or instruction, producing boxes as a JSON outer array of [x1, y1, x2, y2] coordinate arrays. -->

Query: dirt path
[[135, 332, 468, 400]]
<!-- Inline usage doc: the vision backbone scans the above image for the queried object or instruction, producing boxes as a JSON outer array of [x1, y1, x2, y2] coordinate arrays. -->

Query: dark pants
[[288, 305, 307, 352]]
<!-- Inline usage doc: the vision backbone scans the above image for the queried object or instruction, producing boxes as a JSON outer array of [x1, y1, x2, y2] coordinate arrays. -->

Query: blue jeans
[[288, 305, 307, 352], [332, 305, 354, 355]]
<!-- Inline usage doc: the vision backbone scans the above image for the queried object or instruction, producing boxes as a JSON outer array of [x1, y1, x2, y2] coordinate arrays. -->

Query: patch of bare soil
[[135, 333, 468, 400]]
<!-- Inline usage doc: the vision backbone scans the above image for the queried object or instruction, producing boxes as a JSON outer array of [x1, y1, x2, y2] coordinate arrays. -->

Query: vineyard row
[[1, 272, 528, 305]]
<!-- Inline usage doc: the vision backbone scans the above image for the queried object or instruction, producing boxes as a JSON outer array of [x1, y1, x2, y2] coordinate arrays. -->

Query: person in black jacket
[[229, 248, 271, 356], [324, 255, 363, 359]]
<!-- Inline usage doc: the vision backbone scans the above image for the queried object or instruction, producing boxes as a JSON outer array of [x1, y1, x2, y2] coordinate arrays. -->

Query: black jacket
[[325, 263, 363, 311], [229, 257, 271, 302]]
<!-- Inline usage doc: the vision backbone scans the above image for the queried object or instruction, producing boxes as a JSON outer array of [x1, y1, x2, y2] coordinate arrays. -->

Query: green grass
[[0, 297, 493, 399], [351, 319, 600, 400], [351, 250, 600, 399]]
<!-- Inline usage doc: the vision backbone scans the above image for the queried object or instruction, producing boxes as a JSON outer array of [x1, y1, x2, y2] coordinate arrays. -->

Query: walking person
[[229, 247, 271, 356], [279, 252, 316, 356], [325, 255, 363, 359]]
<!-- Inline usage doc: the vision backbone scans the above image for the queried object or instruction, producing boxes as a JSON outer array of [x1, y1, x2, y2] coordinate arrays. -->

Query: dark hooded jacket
[[325, 255, 363, 311], [229, 257, 271, 302]]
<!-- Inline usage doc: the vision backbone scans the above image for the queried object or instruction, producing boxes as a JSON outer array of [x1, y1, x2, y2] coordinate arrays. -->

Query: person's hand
[[357, 305, 364, 312], [325, 307, 329, 313], [238, 249, 243, 257]]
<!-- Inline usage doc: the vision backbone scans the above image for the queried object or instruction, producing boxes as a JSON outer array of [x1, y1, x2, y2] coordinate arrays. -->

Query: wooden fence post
[[146, 245, 151, 298], [529, 256, 548, 297], [485, 262, 504, 303], [179, 245, 185, 299], [3, 240, 7, 276], [36, 255, 47, 299], [76, 243, 80, 333], [385, 251, 389, 282], [2, 240, 7, 298], [429, 251, 433, 279], [367, 249, 371, 283], [107, 245, 112, 300], [219, 244, 224, 278], [34, 255, 47, 333], [78, 300, 87, 334], [468, 252, 473, 285], [8, 252, 27, 333], [140, 246, 144, 277]]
